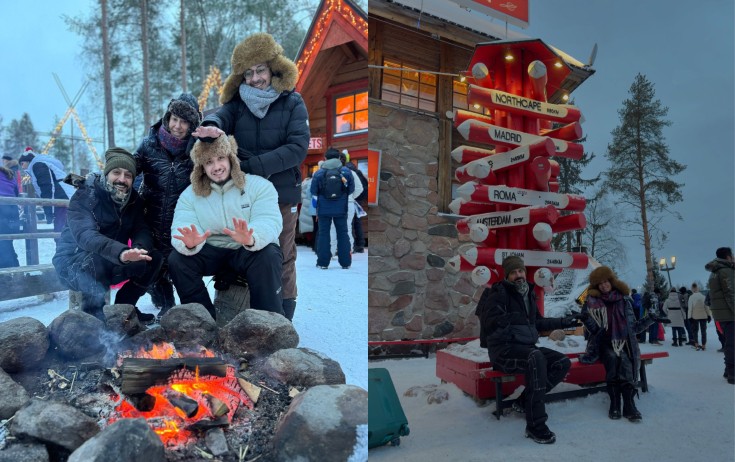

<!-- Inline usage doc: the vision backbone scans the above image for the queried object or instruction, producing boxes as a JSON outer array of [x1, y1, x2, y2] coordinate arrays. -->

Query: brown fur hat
[[587, 265, 631, 298], [220, 33, 299, 105], [189, 135, 245, 197]]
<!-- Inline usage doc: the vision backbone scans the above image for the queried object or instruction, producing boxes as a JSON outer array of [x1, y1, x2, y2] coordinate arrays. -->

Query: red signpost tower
[[446, 39, 589, 314]]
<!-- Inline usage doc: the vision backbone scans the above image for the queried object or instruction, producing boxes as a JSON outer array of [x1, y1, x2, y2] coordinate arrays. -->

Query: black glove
[[561, 316, 581, 329], [649, 312, 672, 324], [574, 312, 589, 322], [707, 316, 712, 323]]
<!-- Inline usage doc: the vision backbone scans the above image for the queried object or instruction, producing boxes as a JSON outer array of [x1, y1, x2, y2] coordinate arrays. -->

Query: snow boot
[[525, 424, 556, 444], [606, 382, 621, 420], [282, 298, 296, 321], [622, 384, 642, 422]]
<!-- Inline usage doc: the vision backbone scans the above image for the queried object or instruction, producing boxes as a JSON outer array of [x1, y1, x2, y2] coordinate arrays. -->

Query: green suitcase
[[368, 368, 410, 448]]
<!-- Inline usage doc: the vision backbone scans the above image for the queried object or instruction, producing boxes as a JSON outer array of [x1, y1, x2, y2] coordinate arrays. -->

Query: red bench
[[436, 349, 669, 419]]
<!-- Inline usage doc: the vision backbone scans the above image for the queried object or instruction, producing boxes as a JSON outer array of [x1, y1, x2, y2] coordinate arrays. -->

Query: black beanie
[[502, 255, 525, 278], [103, 147, 136, 177], [163, 93, 202, 135], [325, 148, 340, 160]]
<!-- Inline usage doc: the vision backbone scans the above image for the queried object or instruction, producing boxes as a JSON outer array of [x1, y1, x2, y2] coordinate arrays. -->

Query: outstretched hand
[[174, 224, 212, 249], [223, 217, 254, 247], [561, 316, 582, 329], [120, 248, 152, 263], [191, 126, 225, 139]]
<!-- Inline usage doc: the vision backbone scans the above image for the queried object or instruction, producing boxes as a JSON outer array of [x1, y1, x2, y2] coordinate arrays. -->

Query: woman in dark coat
[[133, 93, 202, 313], [581, 266, 656, 422]]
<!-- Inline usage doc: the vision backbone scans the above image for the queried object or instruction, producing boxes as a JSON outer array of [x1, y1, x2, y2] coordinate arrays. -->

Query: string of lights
[[198, 66, 224, 111]]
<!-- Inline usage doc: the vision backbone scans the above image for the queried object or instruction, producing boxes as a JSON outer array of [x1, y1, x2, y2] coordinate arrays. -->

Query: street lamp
[[659, 256, 676, 288]]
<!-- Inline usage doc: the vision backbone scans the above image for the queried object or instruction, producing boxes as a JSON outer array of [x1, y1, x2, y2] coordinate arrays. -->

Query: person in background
[[192, 32, 308, 321], [662, 287, 688, 346], [581, 266, 657, 422], [18, 147, 75, 232], [0, 166, 20, 268], [1, 155, 21, 191], [687, 282, 712, 351], [52, 148, 162, 322], [134, 92, 202, 315], [298, 175, 315, 249], [679, 286, 695, 345], [168, 136, 283, 320], [705, 247, 734, 384], [340, 149, 368, 253], [643, 288, 663, 345], [328, 150, 363, 259], [312, 149, 354, 270], [475, 255, 579, 444], [631, 288, 644, 342]]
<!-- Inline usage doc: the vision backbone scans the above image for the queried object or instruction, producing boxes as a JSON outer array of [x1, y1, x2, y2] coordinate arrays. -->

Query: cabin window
[[334, 91, 368, 136], [453, 79, 489, 115], [381, 59, 436, 112]]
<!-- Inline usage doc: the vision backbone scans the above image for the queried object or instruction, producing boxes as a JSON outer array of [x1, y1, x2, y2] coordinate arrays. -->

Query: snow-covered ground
[[1, 232, 367, 390], [368, 324, 734, 461]]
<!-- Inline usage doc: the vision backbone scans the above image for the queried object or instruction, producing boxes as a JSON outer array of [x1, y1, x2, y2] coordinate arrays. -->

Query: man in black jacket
[[192, 33, 309, 321], [52, 148, 162, 322], [475, 255, 578, 444]]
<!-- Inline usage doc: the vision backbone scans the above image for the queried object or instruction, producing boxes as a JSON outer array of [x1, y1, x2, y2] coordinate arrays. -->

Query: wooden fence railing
[[0, 194, 68, 301]]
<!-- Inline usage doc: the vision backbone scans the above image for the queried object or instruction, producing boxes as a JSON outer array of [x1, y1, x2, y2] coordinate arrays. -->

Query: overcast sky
[[512, 0, 734, 289], [1, 0, 733, 289]]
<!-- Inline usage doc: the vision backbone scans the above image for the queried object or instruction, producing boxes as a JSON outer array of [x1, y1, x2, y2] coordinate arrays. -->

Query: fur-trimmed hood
[[189, 136, 245, 197], [587, 265, 631, 298], [220, 33, 298, 105]]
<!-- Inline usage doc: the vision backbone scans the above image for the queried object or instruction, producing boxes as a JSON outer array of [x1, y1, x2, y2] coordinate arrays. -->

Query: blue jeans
[[317, 214, 351, 268]]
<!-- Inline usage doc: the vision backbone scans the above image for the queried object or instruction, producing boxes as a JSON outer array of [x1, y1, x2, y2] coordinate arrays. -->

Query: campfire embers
[[109, 342, 255, 447]]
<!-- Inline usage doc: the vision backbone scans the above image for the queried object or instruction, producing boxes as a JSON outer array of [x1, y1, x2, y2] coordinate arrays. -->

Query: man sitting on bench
[[475, 255, 579, 444]]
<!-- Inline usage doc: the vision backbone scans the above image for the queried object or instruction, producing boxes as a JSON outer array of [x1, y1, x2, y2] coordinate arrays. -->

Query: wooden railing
[[0, 194, 68, 300]]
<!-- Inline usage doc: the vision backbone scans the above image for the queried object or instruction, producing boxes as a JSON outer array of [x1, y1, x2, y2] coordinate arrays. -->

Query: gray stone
[[204, 427, 229, 457], [219, 310, 298, 359], [391, 281, 415, 296], [0, 368, 30, 419], [0, 443, 49, 462], [67, 418, 164, 462], [48, 311, 104, 361], [272, 385, 367, 462], [159, 303, 218, 349], [11, 399, 99, 452], [103, 304, 144, 337], [426, 254, 446, 268], [0, 317, 49, 372], [391, 311, 406, 326], [428, 224, 458, 238], [263, 348, 345, 387], [433, 321, 455, 337]]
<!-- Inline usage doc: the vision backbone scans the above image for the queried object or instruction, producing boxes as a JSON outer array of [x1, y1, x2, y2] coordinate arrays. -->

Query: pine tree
[[3, 114, 40, 158], [604, 73, 686, 288]]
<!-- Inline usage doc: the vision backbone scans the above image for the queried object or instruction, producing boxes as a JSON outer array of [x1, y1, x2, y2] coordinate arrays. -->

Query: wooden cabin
[[295, 0, 369, 178]]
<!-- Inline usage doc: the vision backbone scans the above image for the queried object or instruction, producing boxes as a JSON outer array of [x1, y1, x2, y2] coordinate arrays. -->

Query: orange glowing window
[[453, 80, 488, 115], [334, 91, 368, 136], [381, 59, 436, 112]]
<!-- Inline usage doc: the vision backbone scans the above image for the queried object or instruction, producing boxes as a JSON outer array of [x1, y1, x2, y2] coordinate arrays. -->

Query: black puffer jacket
[[134, 119, 195, 252], [53, 174, 153, 267], [202, 91, 309, 205], [476, 280, 564, 358]]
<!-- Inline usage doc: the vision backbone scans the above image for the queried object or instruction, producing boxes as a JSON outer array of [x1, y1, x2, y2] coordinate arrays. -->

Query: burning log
[[237, 378, 262, 404], [121, 357, 227, 394], [163, 390, 199, 418], [206, 395, 230, 418]]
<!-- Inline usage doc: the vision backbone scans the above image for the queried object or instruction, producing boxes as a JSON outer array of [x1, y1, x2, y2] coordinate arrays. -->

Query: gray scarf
[[239, 84, 280, 119], [105, 179, 131, 208], [514, 279, 531, 315]]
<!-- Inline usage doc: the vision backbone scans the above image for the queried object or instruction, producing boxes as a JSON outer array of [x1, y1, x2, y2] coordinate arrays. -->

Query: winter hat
[[502, 255, 525, 278], [220, 32, 298, 105], [103, 147, 137, 177], [587, 265, 631, 297], [162, 93, 202, 135], [19, 147, 35, 164], [189, 135, 244, 197], [325, 148, 340, 160], [341, 149, 350, 162], [679, 286, 687, 295], [2, 155, 12, 161]]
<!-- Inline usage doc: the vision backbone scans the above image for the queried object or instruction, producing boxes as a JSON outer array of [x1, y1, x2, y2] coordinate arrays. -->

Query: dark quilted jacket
[[133, 119, 195, 252], [475, 280, 564, 359], [53, 174, 153, 266], [201, 91, 309, 205]]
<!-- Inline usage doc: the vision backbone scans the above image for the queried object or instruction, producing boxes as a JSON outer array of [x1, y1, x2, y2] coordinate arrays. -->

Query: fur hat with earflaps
[[587, 266, 631, 298], [189, 135, 245, 197], [163, 93, 202, 135], [219, 32, 299, 105]]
